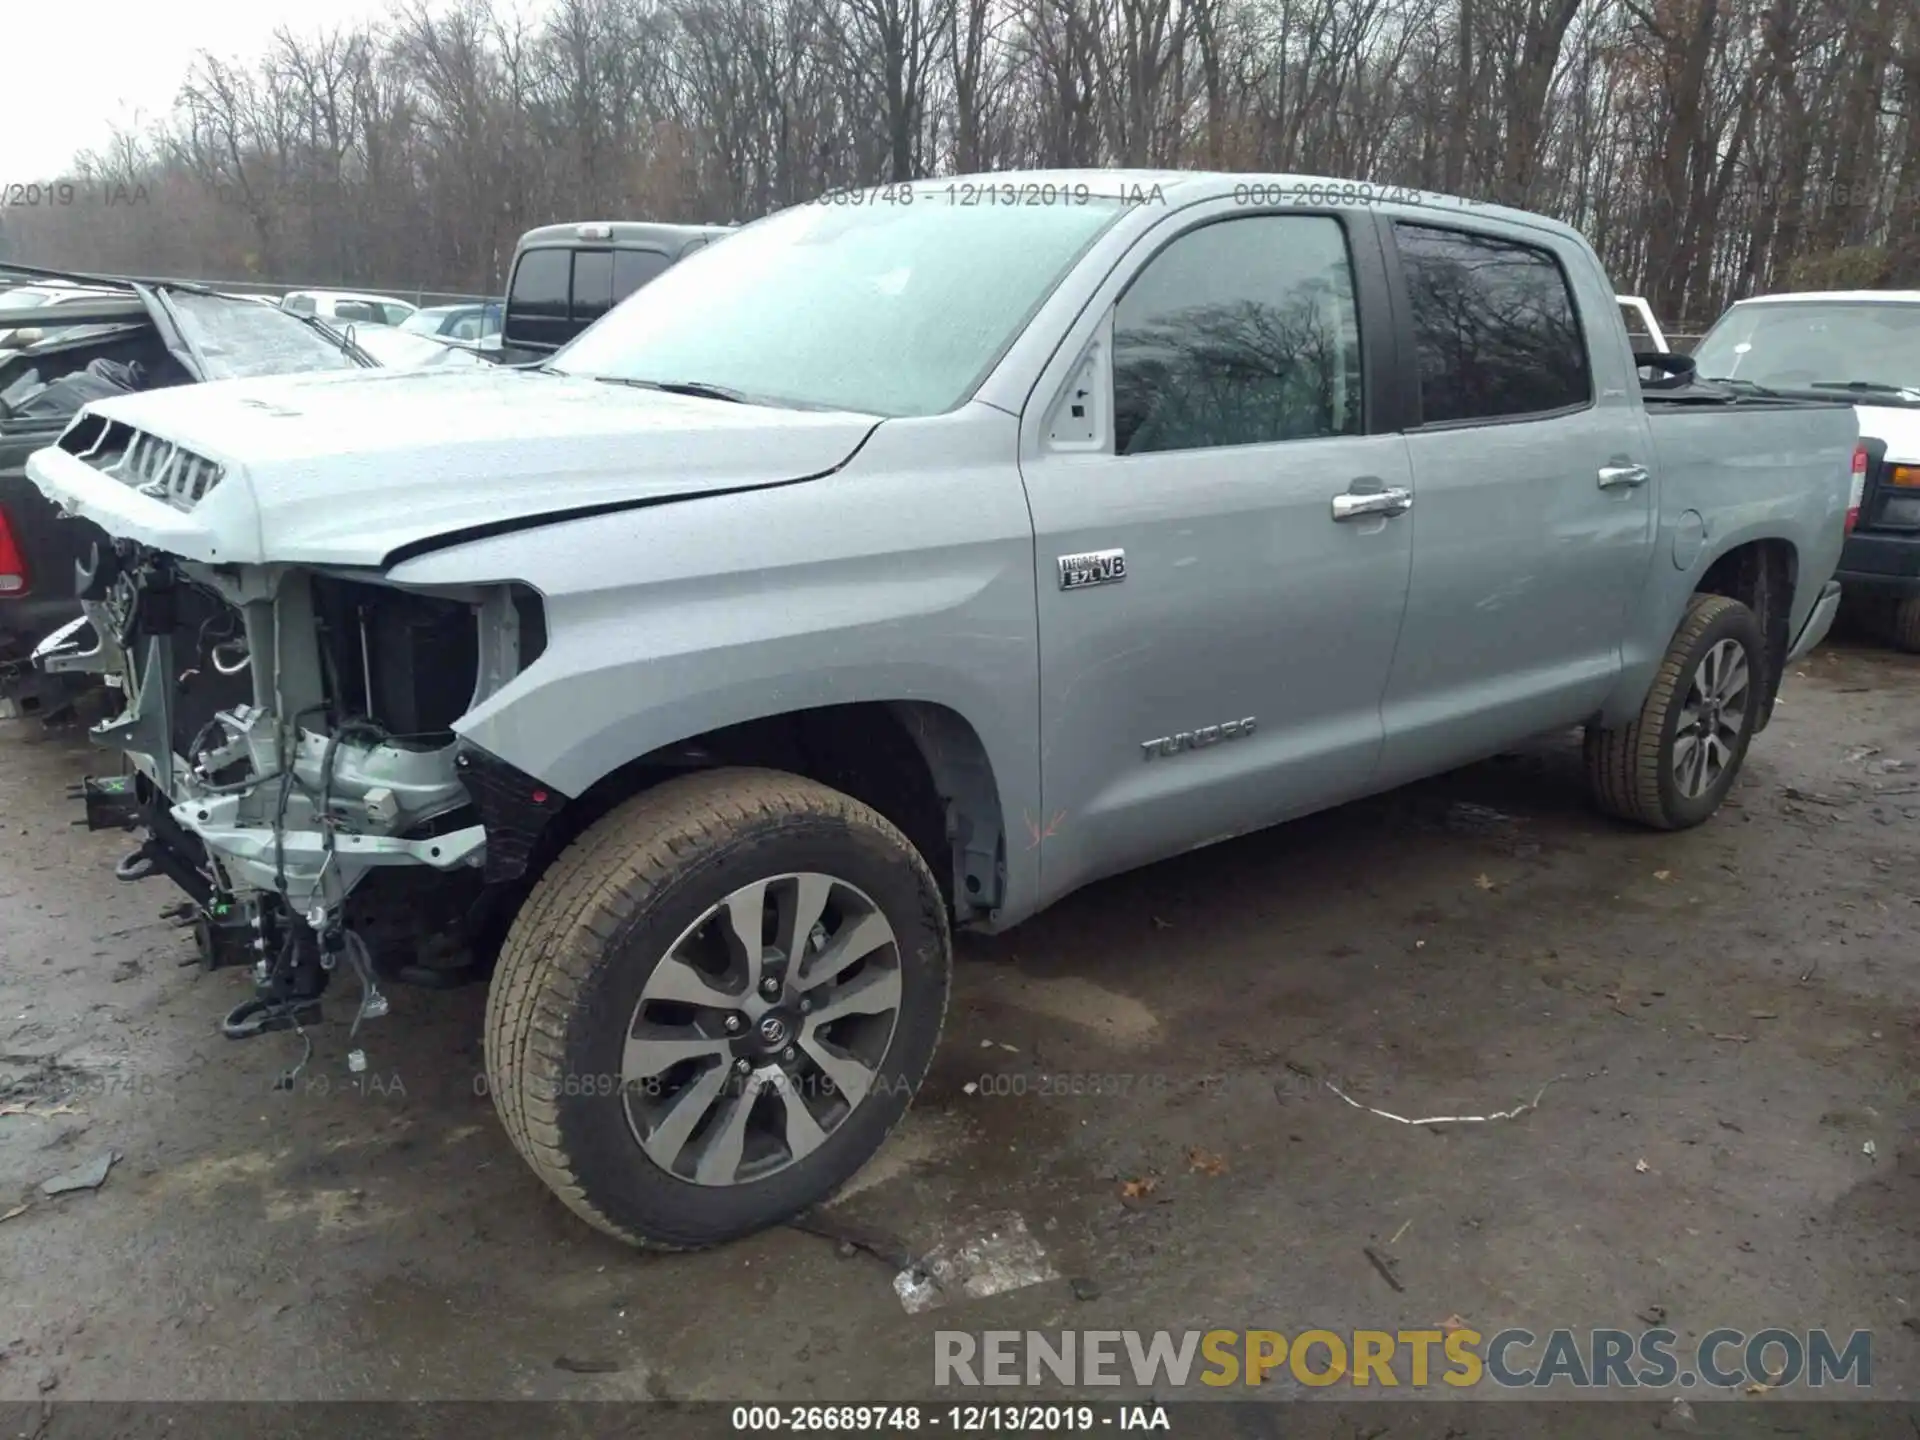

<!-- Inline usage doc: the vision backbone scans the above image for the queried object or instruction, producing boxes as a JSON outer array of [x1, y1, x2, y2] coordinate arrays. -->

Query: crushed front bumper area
[[104, 678, 487, 921], [163, 713, 486, 917], [87, 555, 544, 918], [76, 550, 562, 1045]]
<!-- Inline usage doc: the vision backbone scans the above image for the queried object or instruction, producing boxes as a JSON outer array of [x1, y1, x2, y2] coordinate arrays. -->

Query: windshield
[[350, 327, 486, 369], [165, 292, 367, 380], [547, 190, 1127, 415], [1691, 300, 1920, 396], [400, 309, 449, 336]]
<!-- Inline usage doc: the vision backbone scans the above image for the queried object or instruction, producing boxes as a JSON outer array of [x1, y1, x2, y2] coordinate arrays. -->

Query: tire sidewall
[[552, 810, 949, 1245], [1654, 601, 1765, 827]]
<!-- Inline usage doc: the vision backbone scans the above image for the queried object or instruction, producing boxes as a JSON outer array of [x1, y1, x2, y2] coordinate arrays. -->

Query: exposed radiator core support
[[85, 546, 540, 1007]]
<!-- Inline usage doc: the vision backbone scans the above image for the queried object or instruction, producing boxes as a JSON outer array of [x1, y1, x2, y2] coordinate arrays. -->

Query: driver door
[[1018, 207, 1416, 903]]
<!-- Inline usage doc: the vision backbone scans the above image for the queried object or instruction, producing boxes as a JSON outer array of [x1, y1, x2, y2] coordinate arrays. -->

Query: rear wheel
[[483, 767, 950, 1249], [1889, 596, 1920, 654], [1586, 593, 1764, 830]]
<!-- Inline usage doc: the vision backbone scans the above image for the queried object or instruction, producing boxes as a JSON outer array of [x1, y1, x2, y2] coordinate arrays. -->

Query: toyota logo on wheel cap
[[758, 1015, 790, 1047]]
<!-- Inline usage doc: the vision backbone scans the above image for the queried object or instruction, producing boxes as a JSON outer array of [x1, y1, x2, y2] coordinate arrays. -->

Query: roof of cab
[[513, 221, 734, 250], [796, 169, 1599, 247], [1732, 290, 1920, 306]]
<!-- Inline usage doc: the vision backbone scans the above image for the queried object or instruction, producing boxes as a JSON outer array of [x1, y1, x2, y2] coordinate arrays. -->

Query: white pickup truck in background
[[1619, 294, 1671, 353], [1688, 290, 1920, 650]]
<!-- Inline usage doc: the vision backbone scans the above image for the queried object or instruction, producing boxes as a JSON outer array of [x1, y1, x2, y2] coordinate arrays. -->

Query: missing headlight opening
[[88, 548, 554, 1043]]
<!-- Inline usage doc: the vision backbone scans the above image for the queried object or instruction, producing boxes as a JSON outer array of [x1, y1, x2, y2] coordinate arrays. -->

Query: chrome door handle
[[1331, 487, 1413, 521], [1597, 463, 1650, 490]]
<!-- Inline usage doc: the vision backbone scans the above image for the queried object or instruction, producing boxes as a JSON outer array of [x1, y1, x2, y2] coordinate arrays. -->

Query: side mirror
[[1635, 351, 1697, 388]]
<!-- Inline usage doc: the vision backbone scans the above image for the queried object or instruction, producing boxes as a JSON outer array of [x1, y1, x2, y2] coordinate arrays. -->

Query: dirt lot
[[2, 635, 1919, 1421]]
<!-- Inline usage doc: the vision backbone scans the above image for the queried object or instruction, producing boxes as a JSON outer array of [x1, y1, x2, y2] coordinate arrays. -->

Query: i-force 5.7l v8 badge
[[1058, 549, 1126, 590]]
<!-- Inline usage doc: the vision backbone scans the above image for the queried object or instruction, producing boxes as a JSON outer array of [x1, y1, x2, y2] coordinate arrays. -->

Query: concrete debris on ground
[[40, 1150, 115, 1197]]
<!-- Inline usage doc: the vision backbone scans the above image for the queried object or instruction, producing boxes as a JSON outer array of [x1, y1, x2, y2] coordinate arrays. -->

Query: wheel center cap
[[756, 1013, 792, 1051]]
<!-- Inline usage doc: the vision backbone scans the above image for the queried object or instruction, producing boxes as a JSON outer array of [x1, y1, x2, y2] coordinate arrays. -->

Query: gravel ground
[[2, 634, 1918, 1429]]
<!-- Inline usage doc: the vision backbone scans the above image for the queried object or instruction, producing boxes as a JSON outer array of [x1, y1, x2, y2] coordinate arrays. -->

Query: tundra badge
[[1059, 548, 1126, 590], [1142, 717, 1258, 760]]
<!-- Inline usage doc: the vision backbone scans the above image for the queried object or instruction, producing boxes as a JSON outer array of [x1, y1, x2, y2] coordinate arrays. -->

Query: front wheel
[[1586, 593, 1764, 830], [483, 767, 951, 1249]]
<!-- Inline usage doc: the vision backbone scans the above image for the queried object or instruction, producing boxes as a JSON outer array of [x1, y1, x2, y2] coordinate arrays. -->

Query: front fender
[[382, 406, 1046, 924]]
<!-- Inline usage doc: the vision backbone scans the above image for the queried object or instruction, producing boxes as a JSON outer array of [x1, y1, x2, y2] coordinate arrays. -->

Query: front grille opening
[[61, 420, 224, 511]]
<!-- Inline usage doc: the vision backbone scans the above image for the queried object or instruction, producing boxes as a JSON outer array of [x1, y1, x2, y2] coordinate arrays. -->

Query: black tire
[[482, 766, 951, 1249], [1889, 596, 1920, 654], [1839, 590, 1899, 645], [1585, 593, 1765, 831]]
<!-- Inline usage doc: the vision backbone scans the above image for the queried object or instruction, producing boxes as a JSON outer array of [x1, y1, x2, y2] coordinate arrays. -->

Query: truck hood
[[1853, 402, 1920, 463], [25, 365, 882, 567]]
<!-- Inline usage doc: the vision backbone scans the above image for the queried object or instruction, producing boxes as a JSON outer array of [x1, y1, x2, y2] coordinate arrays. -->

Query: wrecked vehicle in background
[[0, 267, 446, 716], [24, 172, 1855, 1255], [0, 280, 128, 349]]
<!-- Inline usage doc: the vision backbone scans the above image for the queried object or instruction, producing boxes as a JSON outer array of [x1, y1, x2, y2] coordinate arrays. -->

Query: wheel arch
[[511, 699, 1012, 929], [1689, 535, 1797, 733], [1605, 526, 1802, 730]]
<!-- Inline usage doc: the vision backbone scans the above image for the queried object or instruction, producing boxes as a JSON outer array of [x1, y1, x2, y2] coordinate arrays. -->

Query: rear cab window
[[572, 251, 616, 323], [613, 250, 671, 303], [507, 245, 677, 349], [1392, 222, 1592, 425], [505, 249, 572, 348]]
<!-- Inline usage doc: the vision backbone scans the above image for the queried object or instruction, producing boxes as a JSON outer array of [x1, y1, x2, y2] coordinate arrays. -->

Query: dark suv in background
[[499, 221, 731, 359]]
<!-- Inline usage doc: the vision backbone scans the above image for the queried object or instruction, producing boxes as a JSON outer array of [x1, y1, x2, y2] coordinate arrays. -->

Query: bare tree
[[2, 0, 1913, 322]]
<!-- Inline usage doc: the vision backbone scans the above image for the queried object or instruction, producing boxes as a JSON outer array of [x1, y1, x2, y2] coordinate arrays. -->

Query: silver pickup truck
[[26, 171, 1856, 1250]]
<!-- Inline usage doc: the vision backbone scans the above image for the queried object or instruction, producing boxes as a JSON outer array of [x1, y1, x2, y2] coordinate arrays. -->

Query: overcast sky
[[0, 0, 410, 180]]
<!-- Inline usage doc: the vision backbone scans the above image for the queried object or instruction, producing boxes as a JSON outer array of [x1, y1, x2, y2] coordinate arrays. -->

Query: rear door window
[[1393, 223, 1592, 425]]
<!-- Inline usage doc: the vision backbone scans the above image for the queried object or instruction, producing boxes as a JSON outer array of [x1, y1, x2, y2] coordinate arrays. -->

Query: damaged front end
[[85, 536, 557, 1045]]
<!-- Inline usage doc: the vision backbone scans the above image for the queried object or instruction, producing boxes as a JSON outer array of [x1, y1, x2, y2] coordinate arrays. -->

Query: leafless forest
[[1, 0, 1917, 325]]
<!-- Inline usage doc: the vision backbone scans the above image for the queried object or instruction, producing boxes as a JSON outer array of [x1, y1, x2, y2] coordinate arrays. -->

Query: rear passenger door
[[1021, 205, 1416, 901], [1375, 219, 1655, 784]]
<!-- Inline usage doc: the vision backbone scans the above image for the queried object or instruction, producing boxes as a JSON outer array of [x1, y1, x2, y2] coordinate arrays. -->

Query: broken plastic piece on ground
[[893, 1212, 1058, 1315]]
